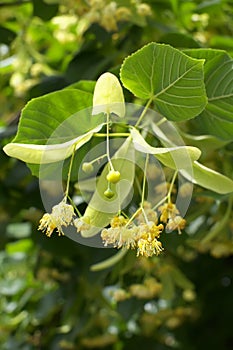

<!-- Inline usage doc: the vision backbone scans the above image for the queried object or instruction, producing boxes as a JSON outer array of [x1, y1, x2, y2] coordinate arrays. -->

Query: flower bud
[[106, 170, 121, 184], [104, 188, 115, 199], [82, 162, 94, 173]]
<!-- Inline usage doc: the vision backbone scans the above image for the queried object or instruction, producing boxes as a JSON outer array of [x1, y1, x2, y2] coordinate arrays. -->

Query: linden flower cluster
[[101, 205, 164, 258], [86, 1, 152, 32], [101, 201, 186, 257], [38, 200, 91, 237], [38, 200, 75, 237]]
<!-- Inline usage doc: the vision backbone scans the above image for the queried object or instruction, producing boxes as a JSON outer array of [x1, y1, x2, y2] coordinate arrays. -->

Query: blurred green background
[[0, 1, 232, 349]]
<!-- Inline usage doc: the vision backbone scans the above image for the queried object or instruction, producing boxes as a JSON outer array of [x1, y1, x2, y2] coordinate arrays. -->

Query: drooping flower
[[74, 216, 91, 232], [38, 201, 74, 237], [101, 226, 138, 249], [137, 238, 164, 258], [158, 202, 179, 223], [166, 215, 186, 234], [136, 202, 158, 224], [101, 213, 164, 257]]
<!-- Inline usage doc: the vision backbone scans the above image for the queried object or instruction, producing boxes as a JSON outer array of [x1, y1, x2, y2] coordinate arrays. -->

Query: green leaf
[[6, 239, 33, 254], [171, 266, 194, 290], [90, 249, 128, 271], [10, 89, 95, 143], [0, 26, 16, 45], [66, 80, 96, 94], [33, 0, 58, 21], [120, 42, 207, 121], [81, 137, 135, 237], [181, 131, 229, 155], [6, 223, 31, 239], [130, 127, 201, 169], [159, 269, 175, 300], [184, 49, 233, 140], [3, 124, 104, 164], [182, 162, 233, 194], [159, 32, 200, 49]]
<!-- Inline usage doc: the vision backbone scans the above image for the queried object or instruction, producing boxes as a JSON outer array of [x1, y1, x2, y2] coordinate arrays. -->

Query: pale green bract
[[130, 127, 233, 194], [130, 127, 202, 166], [182, 162, 233, 194], [81, 137, 135, 237], [92, 72, 125, 117], [3, 124, 104, 164]]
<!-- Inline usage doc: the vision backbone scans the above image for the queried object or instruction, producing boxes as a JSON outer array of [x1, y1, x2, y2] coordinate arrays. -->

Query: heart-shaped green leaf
[[184, 49, 233, 140], [120, 42, 207, 121]]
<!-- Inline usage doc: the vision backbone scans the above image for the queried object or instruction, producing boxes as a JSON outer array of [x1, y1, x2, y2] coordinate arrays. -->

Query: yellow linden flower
[[38, 201, 74, 237], [74, 216, 91, 232], [138, 222, 164, 240], [166, 215, 186, 234], [38, 213, 57, 237], [101, 226, 137, 249], [137, 238, 163, 257], [158, 202, 179, 223], [110, 215, 128, 228]]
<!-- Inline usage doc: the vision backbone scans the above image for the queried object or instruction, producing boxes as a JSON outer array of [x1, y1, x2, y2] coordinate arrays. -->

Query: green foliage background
[[0, 1, 233, 349]]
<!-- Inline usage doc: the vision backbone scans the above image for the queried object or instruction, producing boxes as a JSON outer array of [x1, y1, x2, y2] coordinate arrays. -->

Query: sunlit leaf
[[185, 49, 233, 140], [120, 42, 207, 121]]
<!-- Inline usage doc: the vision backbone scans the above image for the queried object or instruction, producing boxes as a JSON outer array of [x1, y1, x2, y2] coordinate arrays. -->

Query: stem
[[152, 171, 178, 211], [125, 207, 142, 227], [135, 97, 153, 128], [167, 170, 178, 203], [65, 145, 76, 200], [152, 196, 168, 211], [126, 154, 149, 227], [202, 196, 233, 244], [155, 117, 167, 127], [106, 112, 114, 171], [67, 195, 82, 217], [89, 153, 107, 165], [141, 207, 149, 224], [141, 154, 149, 208], [94, 133, 130, 137]]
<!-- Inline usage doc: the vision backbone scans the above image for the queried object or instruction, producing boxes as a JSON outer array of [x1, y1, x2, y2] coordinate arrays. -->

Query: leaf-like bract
[[130, 127, 201, 169], [81, 137, 135, 237]]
